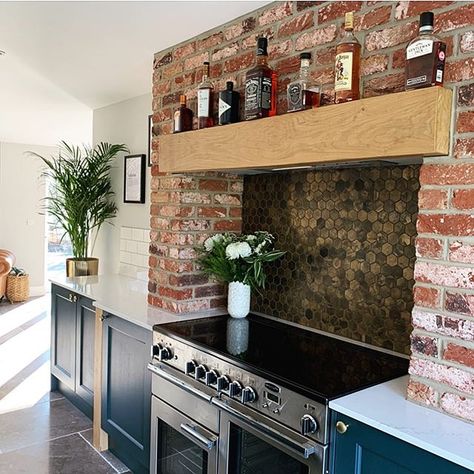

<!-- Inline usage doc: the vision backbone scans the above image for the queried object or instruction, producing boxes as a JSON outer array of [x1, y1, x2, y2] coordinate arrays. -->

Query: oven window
[[228, 423, 309, 474], [157, 420, 209, 474]]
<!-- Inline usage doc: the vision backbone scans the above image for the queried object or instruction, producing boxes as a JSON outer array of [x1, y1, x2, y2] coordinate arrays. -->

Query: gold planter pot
[[66, 258, 99, 277]]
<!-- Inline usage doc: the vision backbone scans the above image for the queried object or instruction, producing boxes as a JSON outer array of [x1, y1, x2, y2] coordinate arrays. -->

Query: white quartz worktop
[[50, 274, 225, 330], [329, 376, 474, 471]]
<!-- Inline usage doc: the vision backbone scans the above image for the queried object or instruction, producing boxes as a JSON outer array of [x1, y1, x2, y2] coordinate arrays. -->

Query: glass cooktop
[[157, 313, 408, 402]]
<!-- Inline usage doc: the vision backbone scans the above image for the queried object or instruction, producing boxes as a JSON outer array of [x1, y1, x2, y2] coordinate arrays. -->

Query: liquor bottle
[[287, 52, 320, 112], [334, 12, 361, 104], [197, 61, 214, 129], [218, 81, 240, 125], [244, 37, 273, 120], [405, 12, 446, 90], [173, 95, 193, 133], [269, 70, 278, 117]]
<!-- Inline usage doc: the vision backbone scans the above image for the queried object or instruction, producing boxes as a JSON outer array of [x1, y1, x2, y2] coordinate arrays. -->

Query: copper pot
[[66, 258, 99, 277]]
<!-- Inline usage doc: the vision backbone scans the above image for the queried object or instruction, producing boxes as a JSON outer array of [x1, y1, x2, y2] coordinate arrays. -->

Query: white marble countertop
[[50, 274, 225, 330], [329, 375, 474, 471]]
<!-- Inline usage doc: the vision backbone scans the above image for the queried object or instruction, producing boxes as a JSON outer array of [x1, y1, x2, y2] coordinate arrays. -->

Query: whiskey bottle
[[334, 12, 361, 104], [197, 61, 214, 129], [405, 12, 446, 90], [287, 52, 320, 112], [244, 37, 273, 120], [218, 81, 240, 125], [173, 95, 193, 133]]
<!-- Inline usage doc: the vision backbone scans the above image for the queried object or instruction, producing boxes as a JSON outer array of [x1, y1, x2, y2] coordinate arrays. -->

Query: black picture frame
[[123, 154, 146, 203], [148, 114, 153, 167]]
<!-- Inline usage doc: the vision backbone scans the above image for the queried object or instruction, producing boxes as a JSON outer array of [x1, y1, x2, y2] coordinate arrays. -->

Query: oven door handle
[[180, 423, 217, 451], [147, 363, 212, 403], [212, 398, 316, 460]]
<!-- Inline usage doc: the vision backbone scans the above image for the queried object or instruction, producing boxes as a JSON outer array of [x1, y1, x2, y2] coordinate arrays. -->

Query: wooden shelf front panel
[[159, 87, 452, 173]]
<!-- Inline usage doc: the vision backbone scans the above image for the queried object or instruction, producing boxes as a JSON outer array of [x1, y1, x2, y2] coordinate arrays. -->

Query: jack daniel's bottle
[[405, 12, 446, 90], [244, 37, 273, 120]]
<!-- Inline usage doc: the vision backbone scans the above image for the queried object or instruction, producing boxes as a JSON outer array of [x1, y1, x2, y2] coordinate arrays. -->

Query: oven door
[[214, 398, 327, 474], [151, 395, 219, 474]]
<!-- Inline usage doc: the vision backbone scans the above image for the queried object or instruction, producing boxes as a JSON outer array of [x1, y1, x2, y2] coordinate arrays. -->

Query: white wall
[[92, 93, 151, 276], [0, 142, 56, 294], [0, 54, 92, 146]]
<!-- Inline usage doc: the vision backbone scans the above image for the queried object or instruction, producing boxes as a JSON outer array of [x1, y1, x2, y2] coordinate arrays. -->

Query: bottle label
[[198, 89, 210, 117], [406, 39, 433, 60], [245, 76, 272, 114], [218, 97, 231, 117], [261, 76, 272, 110], [288, 83, 303, 111], [173, 110, 182, 132], [334, 52, 353, 92]]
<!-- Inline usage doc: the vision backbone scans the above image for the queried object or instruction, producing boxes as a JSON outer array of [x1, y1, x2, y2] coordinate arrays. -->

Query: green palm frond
[[30, 141, 128, 258]]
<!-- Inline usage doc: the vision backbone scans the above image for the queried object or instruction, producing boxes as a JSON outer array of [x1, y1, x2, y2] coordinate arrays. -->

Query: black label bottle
[[198, 61, 214, 129], [218, 81, 240, 125], [405, 11, 446, 90], [173, 95, 193, 133], [244, 37, 273, 120], [287, 52, 320, 112]]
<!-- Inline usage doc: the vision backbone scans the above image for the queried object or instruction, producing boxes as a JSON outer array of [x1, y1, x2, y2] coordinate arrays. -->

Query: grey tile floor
[[0, 296, 132, 473]]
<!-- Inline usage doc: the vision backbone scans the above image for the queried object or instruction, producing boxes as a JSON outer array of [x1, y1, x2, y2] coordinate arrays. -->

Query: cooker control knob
[[159, 346, 173, 361], [151, 344, 162, 359], [241, 387, 257, 404], [185, 360, 197, 376], [229, 381, 242, 398], [194, 364, 208, 380], [205, 370, 218, 386], [300, 414, 318, 436], [216, 375, 230, 392]]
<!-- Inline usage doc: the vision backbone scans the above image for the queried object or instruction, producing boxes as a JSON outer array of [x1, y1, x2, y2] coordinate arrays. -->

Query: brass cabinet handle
[[336, 421, 349, 434]]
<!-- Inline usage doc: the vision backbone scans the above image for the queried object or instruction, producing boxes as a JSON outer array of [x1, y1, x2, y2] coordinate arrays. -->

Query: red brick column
[[149, 0, 474, 422]]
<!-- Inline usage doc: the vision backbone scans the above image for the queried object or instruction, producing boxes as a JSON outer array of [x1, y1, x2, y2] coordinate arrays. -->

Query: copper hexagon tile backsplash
[[243, 165, 420, 355]]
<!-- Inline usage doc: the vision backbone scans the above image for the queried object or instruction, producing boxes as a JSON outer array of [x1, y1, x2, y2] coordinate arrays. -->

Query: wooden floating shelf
[[159, 87, 452, 173]]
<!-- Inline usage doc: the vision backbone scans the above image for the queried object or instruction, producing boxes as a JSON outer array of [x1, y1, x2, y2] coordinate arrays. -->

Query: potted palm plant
[[31, 141, 128, 277]]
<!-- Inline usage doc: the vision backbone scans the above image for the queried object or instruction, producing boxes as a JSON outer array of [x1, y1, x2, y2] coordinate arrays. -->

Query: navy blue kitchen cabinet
[[102, 313, 151, 474], [331, 412, 472, 474], [51, 283, 95, 418]]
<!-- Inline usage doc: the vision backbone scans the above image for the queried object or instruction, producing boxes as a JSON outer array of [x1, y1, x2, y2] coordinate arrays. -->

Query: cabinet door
[[51, 285, 77, 390], [102, 314, 152, 474], [331, 413, 472, 474], [75, 296, 95, 407]]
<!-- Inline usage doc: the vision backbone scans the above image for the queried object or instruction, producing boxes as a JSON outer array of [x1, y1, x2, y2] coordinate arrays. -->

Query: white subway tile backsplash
[[119, 226, 150, 280]]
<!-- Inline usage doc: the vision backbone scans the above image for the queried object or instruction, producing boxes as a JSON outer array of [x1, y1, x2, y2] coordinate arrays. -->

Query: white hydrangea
[[225, 242, 252, 260], [204, 234, 224, 252], [246, 234, 257, 242]]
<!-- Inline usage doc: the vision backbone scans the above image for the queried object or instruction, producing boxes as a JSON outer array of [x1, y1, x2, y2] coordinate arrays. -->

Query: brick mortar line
[[413, 304, 474, 321], [412, 328, 474, 349], [409, 373, 474, 402], [410, 351, 474, 376]]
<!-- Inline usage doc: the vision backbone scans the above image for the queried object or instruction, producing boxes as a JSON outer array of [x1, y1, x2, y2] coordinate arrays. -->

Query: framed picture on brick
[[124, 154, 146, 203]]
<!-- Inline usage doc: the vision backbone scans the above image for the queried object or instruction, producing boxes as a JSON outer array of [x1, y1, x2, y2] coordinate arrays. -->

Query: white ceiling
[[0, 1, 269, 110]]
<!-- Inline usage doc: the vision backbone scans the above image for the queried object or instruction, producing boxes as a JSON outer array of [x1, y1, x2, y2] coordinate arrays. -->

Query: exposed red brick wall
[[151, 1, 474, 423]]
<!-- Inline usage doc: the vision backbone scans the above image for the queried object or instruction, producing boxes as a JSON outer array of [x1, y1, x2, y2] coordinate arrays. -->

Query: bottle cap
[[419, 11, 434, 28], [179, 94, 186, 104], [226, 81, 234, 91], [257, 37, 268, 56], [344, 12, 354, 30], [300, 52, 311, 60]]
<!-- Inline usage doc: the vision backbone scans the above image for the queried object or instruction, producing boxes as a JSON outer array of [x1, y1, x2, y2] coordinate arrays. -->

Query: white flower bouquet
[[197, 232, 285, 291]]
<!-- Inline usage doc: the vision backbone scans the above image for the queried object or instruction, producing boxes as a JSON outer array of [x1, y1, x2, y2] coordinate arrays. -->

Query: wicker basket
[[6, 274, 30, 303]]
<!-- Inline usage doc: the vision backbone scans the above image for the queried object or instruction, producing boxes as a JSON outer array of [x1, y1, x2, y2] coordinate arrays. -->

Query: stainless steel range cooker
[[148, 314, 407, 474]]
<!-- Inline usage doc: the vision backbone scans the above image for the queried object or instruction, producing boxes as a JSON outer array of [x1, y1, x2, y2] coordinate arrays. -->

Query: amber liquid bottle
[[405, 11, 446, 90], [198, 61, 214, 129], [334, 12, 361, 104], [173, 95, 193, 133], [245, 37, 273, 120]]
